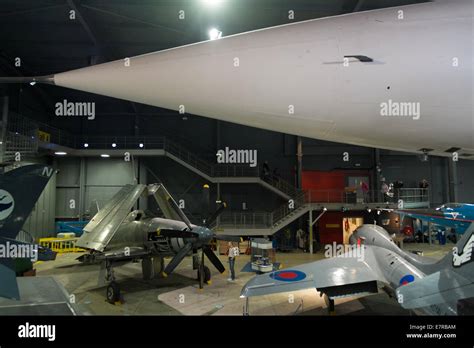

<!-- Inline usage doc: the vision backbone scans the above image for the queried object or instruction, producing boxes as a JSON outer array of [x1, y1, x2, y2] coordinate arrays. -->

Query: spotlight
[[84, 143, 89, 148], [201, 0, 225, 7], [139, 143, 144, 148], [323, 207, 327, 211], [101, 154, 110, 158], [112, 143, 117, 148], [209, 28, 222, 40]]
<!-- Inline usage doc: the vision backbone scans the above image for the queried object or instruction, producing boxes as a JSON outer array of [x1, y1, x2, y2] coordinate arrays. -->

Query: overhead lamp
[[209, 28, 222, 40], [101, 154, 110, 158], [84, 143, 89, 148], [323, 207, 327, 211], [112, 143, 117, 148], [139, 143, 144, 148], [201, 0, 225, 7], [54, 151, 67, 156]]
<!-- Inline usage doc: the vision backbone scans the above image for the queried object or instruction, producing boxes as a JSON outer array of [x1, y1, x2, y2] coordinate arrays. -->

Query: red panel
[[318, 212, 344, 244], [302, 170, 370, 203], [302, 171, 345, 190]]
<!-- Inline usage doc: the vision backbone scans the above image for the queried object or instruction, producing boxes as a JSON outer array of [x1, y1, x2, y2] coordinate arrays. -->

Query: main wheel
[[106, 282, 120, 304], [198, 265, 211, 284]]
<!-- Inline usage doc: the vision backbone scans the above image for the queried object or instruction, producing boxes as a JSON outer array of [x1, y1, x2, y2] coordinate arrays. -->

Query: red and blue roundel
[[270, 270, 306, 282], [399, 274, 415, 286]]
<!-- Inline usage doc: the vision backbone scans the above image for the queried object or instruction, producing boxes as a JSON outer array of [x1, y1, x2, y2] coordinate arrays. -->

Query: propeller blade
[[156, 229, 198, 239], [214, 235, 243, 243], [163, 242, 193, 276], [202, 245, 225, 274], [205, 202, 227, 227]]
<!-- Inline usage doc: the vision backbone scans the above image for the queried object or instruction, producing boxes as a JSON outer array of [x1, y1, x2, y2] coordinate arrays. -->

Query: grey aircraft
[[241, 223, 474, 315], [76, 183, 240, 303], [0, 164, 55, 300]]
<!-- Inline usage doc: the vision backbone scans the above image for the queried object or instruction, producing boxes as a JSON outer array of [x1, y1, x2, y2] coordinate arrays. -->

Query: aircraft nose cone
[[194, 226, 213, 245]]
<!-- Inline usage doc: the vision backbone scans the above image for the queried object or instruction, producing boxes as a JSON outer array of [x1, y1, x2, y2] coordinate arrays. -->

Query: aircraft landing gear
[[197, 265, 211, 284], [105, 261, 121, 304], [106, 282, 121, 304]]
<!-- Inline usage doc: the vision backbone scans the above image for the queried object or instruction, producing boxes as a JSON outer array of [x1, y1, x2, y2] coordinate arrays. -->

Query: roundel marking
[[399, 274, 415, 286], [270, 270, 306, 282], [0, 189, 14, 221]]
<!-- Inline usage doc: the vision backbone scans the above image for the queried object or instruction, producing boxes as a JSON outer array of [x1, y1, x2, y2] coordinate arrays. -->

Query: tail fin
[[0, 164, 55, 300], [446, 222, 474, 278], [0, 164, 55, 240], [396, 224, 474, 311]]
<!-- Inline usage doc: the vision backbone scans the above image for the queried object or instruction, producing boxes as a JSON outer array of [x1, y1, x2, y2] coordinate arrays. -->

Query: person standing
[[360, 181, 369, 203], [227, 242, 239, 281]]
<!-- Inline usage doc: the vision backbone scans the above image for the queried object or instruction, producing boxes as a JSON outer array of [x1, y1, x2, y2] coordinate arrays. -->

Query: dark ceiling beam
[[0, 4, 67, 18], [66, 0, 107, 61], [81, 4, 189, 36]]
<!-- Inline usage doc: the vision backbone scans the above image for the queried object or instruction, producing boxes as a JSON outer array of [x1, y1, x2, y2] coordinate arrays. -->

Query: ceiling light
[[30, 81, 36, 86], [54, 151, 67, 156], [84, 143, 89, 148], [209, 28, 222, 40], [101, 154, 110, 158], [112, 143, 117, 148], [139, 143, 144, 148], [202, 0, 225, 7]]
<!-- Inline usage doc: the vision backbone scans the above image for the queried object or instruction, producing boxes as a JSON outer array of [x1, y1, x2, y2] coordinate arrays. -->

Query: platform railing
[[216, 187, 431, 231]]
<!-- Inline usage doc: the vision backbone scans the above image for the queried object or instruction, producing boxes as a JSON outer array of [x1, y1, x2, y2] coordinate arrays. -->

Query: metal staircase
[[162, 137, 299, 200]]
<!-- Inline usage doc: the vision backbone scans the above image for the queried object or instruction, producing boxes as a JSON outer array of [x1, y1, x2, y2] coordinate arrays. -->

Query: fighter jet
[[0, 164, 55, 300], [397, 203, 474, 235], [240, 223, 474, 315], [76, 183, 240, 303], [0, 0, 472, 158]]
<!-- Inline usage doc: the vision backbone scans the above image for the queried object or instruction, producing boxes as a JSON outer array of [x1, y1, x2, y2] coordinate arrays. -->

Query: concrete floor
[[33, 242, 454, 316]]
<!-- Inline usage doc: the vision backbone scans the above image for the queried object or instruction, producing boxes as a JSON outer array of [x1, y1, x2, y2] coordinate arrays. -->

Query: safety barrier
[[38, 237, 85, 253]]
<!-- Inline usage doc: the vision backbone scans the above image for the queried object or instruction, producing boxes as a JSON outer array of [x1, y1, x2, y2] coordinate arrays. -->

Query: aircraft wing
[[396, 269, 474, 310], [241, 246, 387, 298], [78, 246, 152, 263], [396, 209, 472, 234], [77, 184, 147, 252], [148, 184, 192, 229]]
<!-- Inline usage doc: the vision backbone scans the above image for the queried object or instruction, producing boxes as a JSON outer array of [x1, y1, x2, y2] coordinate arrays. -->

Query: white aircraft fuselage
[[46, 0, 474, 158]]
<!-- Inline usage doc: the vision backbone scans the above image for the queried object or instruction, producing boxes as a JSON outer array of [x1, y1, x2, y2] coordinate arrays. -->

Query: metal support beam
[[447, 158, 458, 203], [308, 208, 327, 254], [0, 96, 8, 165], [296, 136, 303, 189], [78, 157, 86, 219]]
